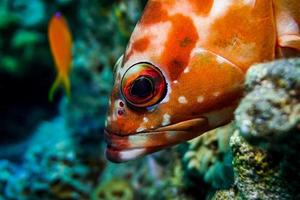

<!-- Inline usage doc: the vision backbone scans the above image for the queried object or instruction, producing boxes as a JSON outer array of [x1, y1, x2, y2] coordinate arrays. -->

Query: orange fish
[[48, 12, 73, 101], [105, 0, 300, 162]]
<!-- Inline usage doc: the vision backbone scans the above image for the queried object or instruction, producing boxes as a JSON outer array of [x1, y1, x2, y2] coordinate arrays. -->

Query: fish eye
[[121, 62, 167, 108]]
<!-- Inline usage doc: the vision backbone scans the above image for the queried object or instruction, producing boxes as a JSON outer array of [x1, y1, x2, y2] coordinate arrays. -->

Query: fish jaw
[[105, 118, 209, 163]]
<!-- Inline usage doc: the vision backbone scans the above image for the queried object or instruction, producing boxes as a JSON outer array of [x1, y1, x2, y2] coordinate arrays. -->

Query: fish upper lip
[[105, 117, 208, 137], [104, 117, 209, 150], [104, 118, 209, 162]]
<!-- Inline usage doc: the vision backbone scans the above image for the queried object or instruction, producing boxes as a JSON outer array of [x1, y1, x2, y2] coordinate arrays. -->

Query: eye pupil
[[130, 76, 153, 98]]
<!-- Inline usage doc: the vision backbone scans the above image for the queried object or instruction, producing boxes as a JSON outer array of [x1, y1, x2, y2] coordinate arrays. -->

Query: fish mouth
[[104, 118, 209, 163]]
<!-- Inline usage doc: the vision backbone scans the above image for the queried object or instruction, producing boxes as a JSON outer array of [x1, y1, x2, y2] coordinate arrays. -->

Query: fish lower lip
[[104, 118, 209, 162], [105, 146, 157, 163]]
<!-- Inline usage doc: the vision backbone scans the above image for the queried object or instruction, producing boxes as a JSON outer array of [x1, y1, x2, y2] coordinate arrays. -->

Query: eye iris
[[121, 62, 167, 108], [130, 76, 153, 98]]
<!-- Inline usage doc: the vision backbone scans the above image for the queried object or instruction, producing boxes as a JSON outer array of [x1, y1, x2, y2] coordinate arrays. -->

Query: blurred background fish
[[48, 12, 72, 102]]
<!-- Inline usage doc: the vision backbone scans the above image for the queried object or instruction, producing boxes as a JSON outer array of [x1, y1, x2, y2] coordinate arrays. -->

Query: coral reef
[[0, 160, 18, 199], [0, 0, 50, 75], [99, 150, 183, 200], [235, 59, 300, 147], [212, 59, 300, 200], [10, 141, 104, 199], [91, 178, 134, 200], [0, 118, 104, 200], [229, 131, 293, 200], [182, 124, 235, 189]]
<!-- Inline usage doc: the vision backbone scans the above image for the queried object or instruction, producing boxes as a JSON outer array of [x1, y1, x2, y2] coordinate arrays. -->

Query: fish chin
[[105, 118, 208, 163]]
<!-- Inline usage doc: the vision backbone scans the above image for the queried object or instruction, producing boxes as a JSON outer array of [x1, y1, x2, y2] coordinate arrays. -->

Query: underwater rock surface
[[236, 59, 300, 144], [213, 58, 300, 200]]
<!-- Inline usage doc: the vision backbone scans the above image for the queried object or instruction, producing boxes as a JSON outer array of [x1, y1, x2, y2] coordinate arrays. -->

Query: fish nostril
[[118, 109, 124, 116]]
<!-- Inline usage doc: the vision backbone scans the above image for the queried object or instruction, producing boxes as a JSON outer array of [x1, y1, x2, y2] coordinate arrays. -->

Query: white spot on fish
[[213, 92, 221, 97], [210, 1, 232, 18], [119, 148, 146, 161], [192, 48, 206, 56], [244, 0, 256, 7], [173, 80, 178, 84], [137, 126, 146, 132], [197, 96, 204, 103], [178, 96, 188, 104], [143, 117, 149, 123], [112, 113, 117, 121], [162, 114, 171, 126], [184, 67, 190, 73]]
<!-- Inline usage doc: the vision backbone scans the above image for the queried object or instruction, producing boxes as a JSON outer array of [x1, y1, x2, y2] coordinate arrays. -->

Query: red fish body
[[105, 0, 300, 162]]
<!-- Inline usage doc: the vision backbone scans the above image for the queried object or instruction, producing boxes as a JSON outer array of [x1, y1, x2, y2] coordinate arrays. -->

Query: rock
[[230, 131, 293, 200], [235, 59, 300, 146], [212, 59, 300, 200]]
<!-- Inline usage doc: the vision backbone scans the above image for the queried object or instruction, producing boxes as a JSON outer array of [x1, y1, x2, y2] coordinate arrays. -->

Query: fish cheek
[[161, 51, 244, 123]]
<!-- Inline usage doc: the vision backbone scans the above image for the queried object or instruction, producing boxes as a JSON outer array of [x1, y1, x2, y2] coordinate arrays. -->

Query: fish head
[[105, 0, 246, 162]]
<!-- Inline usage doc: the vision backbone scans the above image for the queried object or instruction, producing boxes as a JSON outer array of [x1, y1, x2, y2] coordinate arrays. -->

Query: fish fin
[[48, 74, 71, 102], [61, 74, 71, 101], [278, 34, 300, 51], [274, 0, 300, 51], [48, 74, 62, 102]]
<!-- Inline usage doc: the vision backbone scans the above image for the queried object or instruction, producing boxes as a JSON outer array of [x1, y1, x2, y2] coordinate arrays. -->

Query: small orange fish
[[105, 0, 300, 162], [48, 12, 73, 101]]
